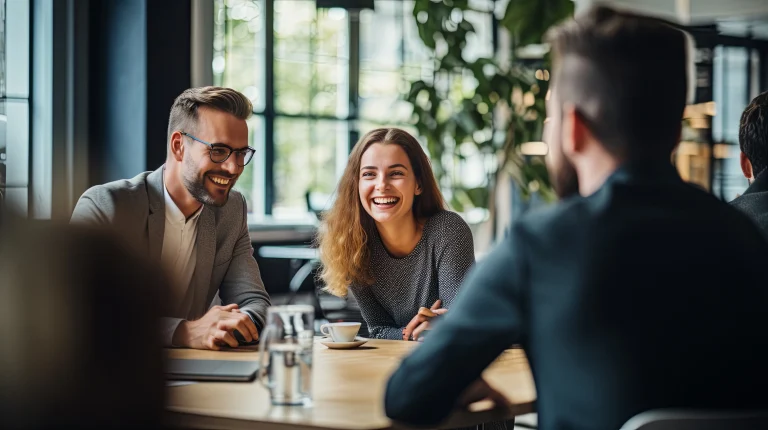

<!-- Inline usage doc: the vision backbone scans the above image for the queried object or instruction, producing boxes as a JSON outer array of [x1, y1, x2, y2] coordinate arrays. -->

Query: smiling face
[[182, 106, 249, 207], [358, 142, 422, 226]]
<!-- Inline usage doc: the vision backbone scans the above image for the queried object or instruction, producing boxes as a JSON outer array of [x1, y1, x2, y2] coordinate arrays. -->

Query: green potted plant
[[406, 0, 574, 239]]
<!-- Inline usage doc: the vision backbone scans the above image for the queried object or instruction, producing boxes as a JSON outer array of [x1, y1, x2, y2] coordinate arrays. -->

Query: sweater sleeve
[[350, 285, 405, 340], [435, 213, 475, 308]]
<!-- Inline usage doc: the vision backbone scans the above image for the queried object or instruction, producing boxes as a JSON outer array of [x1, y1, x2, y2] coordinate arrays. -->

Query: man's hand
[[172, 304, 259, 350], [458, 378, 512, 410], [402, 299, 448, 341]]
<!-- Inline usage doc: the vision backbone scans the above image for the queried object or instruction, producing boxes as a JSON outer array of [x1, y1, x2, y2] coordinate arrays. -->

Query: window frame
[[1, 0, 31, 216], [216, 0, 499, 222], [687, 24, 768, 201]]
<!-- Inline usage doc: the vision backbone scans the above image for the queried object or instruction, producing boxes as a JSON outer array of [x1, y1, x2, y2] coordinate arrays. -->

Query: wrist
[[172, 320, 191, 347], [241, 308, 263, 334]]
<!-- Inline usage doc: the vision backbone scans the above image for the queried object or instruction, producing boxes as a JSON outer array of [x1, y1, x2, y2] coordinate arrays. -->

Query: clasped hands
[[402, 299, 447, 341], [173, 304, 259, 350]]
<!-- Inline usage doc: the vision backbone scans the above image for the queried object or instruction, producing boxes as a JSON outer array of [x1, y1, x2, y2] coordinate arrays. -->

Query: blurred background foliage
[[406, 0, 574, 217]]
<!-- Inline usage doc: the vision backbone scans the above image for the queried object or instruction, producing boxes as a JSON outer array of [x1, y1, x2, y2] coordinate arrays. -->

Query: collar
[[603, 158, 681, 188], [147, 166, 165, 215], [163, 175, 203, 226], [742, 168, 768, 196]]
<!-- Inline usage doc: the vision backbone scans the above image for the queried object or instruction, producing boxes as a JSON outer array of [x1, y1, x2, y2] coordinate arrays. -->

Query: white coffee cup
[[320, 322, 361, 342]]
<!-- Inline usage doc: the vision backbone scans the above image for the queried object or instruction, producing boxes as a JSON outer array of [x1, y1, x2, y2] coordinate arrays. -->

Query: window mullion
[[264, 0, 275, 215]]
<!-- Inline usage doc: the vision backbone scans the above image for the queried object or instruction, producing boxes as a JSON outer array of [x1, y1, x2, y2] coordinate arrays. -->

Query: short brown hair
[[546, 6, 688, 158], [167, 86, 253, 142]]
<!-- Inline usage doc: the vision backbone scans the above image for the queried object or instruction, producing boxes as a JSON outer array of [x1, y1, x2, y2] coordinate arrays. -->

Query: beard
[[182, 157, 234, 207], [552, 158, 579, 199], [547, 142, 580, 199]]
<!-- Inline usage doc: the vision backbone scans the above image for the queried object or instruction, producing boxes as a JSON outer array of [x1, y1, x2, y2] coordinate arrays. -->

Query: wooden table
[[166, 339, 536, 429]]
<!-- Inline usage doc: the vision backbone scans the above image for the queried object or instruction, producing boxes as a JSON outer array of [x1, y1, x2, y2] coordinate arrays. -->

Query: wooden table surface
[[166, 338, 536, 430]]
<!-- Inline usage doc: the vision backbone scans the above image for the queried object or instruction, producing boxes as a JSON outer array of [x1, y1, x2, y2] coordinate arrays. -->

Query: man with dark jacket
[[731, 91, 768, 233], [385, 6, 768, 430]]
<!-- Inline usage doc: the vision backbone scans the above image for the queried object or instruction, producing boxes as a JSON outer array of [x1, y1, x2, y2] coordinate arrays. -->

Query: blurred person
[[385, 6, 768, 430], [317, 128, 474, 342], [731, 91, 768, 233], [0, 216, 166, 429], [71, 87, 271, 350]]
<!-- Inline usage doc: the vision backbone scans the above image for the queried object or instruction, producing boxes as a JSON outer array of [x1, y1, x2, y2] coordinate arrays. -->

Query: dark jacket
[[730, 169, 768, 236], [385, 161, 768, 430]]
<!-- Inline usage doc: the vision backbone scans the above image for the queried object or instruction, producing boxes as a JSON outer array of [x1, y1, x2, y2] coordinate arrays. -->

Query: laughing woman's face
[[358, 142, 422, 226]]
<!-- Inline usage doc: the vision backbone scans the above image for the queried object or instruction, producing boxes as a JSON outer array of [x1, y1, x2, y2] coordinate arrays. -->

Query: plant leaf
[[501, 0, 575, 46], [465, 186, 490, 208], [406, 80, 429, 102]]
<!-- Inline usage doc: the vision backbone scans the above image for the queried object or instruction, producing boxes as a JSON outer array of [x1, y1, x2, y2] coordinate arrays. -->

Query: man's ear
[[740, 152, 754, 180], [169, 131, 185, 163], [564, 103, 600, 158], [560, 103, 582, 157]]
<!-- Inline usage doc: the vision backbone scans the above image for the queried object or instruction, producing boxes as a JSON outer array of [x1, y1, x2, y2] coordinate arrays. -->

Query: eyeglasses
[[180, 131, 256, 167]]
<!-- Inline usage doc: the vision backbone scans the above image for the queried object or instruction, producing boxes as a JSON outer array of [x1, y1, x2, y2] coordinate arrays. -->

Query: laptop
[[165, 359, 260, 382]]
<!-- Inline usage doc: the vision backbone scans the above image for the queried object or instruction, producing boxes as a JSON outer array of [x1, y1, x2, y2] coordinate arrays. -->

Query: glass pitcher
[[258, 305, 314, 406]]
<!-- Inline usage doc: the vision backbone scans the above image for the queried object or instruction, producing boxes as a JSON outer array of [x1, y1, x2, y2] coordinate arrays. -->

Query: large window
[[0, 0, 31, 215], [712, 45, 751, 200], [214, 0, 496, 220], [709, 20, 768, 201]]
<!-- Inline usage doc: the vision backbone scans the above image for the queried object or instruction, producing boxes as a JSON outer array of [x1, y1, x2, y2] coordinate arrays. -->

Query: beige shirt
[[161, 184, 203, 305]]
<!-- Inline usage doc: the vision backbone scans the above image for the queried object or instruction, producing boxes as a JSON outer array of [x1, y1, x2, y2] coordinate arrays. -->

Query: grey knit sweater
[[349, 210, 475, 340]]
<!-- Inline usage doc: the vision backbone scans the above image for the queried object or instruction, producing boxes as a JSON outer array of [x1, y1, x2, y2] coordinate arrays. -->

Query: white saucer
[[319, 336, 368, 349]]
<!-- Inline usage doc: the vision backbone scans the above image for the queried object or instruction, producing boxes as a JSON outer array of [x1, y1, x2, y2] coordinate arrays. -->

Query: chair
[[284, 256, 368, 336], [305, 190, 334, 219], [620, 409, 768, 430]]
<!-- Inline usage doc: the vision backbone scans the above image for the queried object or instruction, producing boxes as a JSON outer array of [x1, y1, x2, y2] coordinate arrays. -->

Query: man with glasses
[[72, 87, 271, 350]]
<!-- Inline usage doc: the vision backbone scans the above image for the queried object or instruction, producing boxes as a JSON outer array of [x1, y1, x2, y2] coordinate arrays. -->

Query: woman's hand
[[411, 320, 432, 341], [402, 299, 447, 341]]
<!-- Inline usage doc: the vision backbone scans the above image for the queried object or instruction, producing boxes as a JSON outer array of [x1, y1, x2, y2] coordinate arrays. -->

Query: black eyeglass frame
[[180, 131, 256, 167]]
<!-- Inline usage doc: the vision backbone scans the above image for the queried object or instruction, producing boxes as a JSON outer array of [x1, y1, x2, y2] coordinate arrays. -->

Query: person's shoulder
[[516, 195, 590, 235], [489, 195, 595, 257], [424, 210, 474, 255], [718, 192, 768, 234], [729, 190, 768, 211], [691, 187, 768, 254], [81, 171, 151, 199], [686, 181, 765, 224], [427, 210, 471, 235], [729, 193, 750, 211], [429, 209, 467, 226], [77, 171, 153, 210]]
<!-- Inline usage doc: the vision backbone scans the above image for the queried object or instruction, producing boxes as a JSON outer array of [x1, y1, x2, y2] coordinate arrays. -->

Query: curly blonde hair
[[317, 128, 445, 297]]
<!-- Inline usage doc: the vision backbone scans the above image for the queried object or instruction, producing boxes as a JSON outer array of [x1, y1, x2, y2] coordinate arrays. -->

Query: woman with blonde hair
[[317, 128, 475, 341]]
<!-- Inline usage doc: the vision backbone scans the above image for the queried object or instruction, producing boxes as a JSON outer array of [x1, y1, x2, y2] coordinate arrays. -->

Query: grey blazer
[[71, 166, 271, 346]]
